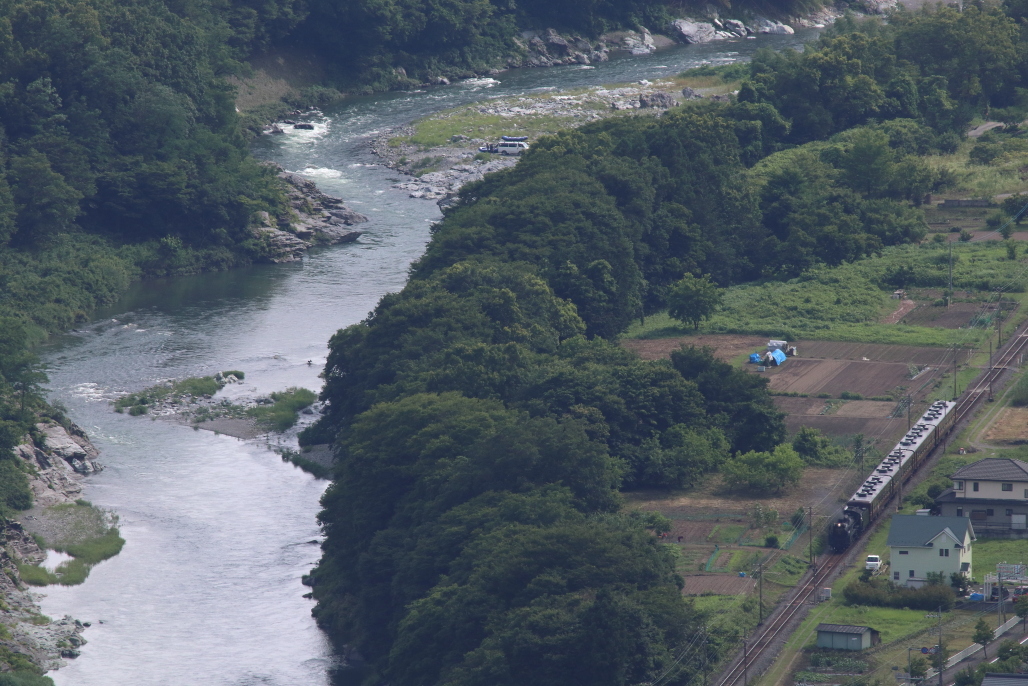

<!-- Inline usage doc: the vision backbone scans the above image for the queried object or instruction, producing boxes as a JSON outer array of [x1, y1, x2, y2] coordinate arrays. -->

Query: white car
[[865, 554, 882, 572], [498, 141, 529, 155]]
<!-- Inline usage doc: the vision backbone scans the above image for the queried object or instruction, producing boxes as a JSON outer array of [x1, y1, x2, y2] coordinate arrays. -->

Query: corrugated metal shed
[[816, 624, 871, 634], [815, 624, 880, 651]]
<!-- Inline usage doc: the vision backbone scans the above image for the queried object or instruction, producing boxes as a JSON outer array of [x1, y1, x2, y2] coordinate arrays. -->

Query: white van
[[865, 555, 881, 571], [497, 141, 529, 155]]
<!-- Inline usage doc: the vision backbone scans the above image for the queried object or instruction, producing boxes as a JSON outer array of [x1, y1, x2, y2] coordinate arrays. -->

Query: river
[[35, 30, 816, 686]]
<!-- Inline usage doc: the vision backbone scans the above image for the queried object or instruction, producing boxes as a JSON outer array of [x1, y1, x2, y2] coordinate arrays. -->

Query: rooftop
[[886, 514, 975, 548], [981, 675, 1028, 686], [952, 458, 1028, 482], [816, 624, 875, 634]]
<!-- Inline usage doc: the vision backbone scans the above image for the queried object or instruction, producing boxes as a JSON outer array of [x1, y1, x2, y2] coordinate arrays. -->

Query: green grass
[[115, 374, 228, 411], [247, 387, 317, 431], [971, 539, 1028, 577], [23, 503, 125, 586], [625, 242, 1028, 347]]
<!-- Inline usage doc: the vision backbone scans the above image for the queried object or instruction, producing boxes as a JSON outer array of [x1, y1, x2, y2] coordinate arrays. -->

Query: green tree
[[722, 444, 803, 494], [909, 654, 929, 680], [1015, 594, 1028, 629], [1001, 194, 1028, 224], [974, 618, 994, 657], [8, 150, 82, 244], [667, 273, 723, 330]]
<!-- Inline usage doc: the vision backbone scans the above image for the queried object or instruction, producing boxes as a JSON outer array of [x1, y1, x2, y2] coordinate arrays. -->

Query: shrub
[[248, 387, 317, 432], [843, 577, 955, 610], [1010, 374, 1028, 407], [764, 535, 779, 548], [840, 391, 864, 400], [128, 404, 148, 416], [221, 370, 245, 380]]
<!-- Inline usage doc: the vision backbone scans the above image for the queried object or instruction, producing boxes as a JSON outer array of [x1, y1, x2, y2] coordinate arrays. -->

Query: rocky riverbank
[[254, 166, 368, 263], [1, 422, 103, 674], [369, 75, 734, 204]]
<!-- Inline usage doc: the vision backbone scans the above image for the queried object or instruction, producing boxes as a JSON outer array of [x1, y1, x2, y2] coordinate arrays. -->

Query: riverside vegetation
[[300, 7, 1028, 685]]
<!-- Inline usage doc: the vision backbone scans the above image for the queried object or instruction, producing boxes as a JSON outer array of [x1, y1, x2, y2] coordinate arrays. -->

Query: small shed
[[815, 624, 880, 651], [766, 348, 787, 366]]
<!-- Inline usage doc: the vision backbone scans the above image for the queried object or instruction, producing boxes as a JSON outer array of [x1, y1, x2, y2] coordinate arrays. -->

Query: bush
[[248, 388, 317, 432], [128, 404, 148, 416], [840, 391, 864, 400], [221, 370, 245, 380], [0, 672, 56, 686], [843, 577, 955, 610], [1010, 374, 1028, 407], [722, 444, 803, 494], [765, 535, 779, 548]]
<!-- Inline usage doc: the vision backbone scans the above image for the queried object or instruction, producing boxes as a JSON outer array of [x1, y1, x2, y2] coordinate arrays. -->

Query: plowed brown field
[[680, 575, 757, 595], [762, 359, 910, 397]]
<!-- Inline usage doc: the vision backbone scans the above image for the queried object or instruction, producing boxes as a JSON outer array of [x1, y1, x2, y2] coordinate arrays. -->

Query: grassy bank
[[18, 502, 124, 587]]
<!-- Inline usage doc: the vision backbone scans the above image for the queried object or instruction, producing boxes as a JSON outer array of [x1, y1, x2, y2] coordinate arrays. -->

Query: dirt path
[[883, 298, 918, 324]]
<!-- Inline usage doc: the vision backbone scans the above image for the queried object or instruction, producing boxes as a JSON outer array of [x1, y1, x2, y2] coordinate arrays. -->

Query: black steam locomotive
[[828, 400, 956, 552]]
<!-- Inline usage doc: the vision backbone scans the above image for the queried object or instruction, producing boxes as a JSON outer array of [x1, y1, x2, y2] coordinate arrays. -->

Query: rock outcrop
[[639, 92, 678, 109], [514, 29, 608, 68], [669, 19, 718, 44], [3, 423, 99, 673], [252, 169, 367, 263]]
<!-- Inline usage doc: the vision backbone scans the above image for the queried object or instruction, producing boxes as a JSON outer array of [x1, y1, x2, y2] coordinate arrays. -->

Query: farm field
[[983, 407, 1028, 444], [762, 358, 913, 397], [680, 575, 757, 595], [621, 333, 764, 362]]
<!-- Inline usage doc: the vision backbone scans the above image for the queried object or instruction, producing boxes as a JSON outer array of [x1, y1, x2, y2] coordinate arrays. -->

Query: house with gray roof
[[981, 674, 1028, 686], [935, 458, 1028, 536], [886, 514, 975, 587]]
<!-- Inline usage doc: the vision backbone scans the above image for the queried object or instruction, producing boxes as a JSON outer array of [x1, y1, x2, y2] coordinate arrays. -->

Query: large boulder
[[756, 18, 795, 34], [681, 87, 704, 100], [669, 19, 718, 44], [725, 19, 748, 36], [639, 92, 678, 109]]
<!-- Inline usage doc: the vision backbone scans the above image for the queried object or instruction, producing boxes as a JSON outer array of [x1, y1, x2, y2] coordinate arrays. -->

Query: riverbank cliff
[[1, 423, 103, 674]]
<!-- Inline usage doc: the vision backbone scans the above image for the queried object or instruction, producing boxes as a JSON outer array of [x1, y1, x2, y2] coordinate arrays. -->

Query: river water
[[36, 30, 815, 686]]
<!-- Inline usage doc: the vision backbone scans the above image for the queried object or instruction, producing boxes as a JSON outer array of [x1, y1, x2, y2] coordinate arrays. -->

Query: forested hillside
[[304, 6, 1028, 685]]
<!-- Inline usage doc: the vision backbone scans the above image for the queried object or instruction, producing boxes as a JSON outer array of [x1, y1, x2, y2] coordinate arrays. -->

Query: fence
[[921, 614, 1022, 681]]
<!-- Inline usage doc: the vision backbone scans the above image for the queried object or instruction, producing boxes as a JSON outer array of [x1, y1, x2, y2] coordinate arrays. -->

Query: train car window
[[954, 481, 964, 490], [973, 482, 979, 492], [1025, 489, 1028, 498], [1003, 483, 1013, 491], [1007, 509, 1014, 516], [987, 509, 995, 516]]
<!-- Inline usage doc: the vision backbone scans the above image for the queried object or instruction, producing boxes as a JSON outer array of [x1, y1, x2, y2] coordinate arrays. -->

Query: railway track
[[951, 330, 1028, 427], [714, 554, 843, 686], [705, 319, 1028, 686]]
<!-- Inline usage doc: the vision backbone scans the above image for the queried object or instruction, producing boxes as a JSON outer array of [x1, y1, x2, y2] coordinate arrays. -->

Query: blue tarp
[[749, 353, 762, 363], [769, 349, 787, 366]]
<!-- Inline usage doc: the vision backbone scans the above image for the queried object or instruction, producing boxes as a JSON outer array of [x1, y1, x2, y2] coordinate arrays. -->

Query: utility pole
[[948, 244, 953, 307], [953, 347, 958, 401], [744, 640, 749, 686], [758, 561, 764, 625], [809, 506, 815, 569]]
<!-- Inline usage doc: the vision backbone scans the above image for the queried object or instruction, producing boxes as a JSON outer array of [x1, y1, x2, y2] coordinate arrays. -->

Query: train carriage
[[828, 400, 954, 552]]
